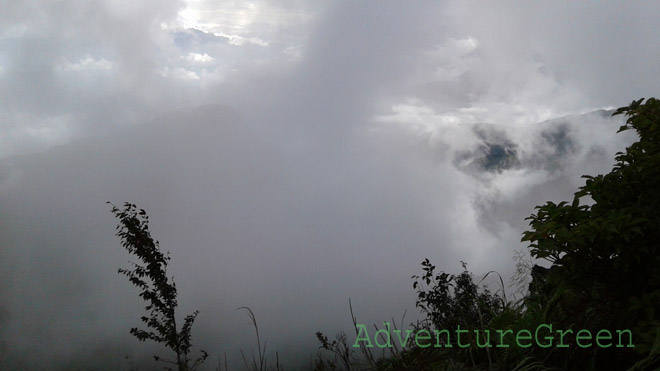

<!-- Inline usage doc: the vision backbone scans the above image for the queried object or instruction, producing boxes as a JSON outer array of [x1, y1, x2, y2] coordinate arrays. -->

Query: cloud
[[182, 52, 214, 64], [1, 0, 659, 369], [160, 66, 200, 80], [56, 55, 114, 71]]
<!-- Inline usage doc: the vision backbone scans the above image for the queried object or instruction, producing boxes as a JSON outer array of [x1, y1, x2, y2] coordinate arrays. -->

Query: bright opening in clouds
[[1, 1, 658, 369]]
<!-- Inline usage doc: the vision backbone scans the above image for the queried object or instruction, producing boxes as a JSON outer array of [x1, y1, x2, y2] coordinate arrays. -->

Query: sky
[[1, 1, 659, 369]]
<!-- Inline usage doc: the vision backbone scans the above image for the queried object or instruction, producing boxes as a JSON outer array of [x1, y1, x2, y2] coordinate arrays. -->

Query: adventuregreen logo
[[353, 323, 634, 349]]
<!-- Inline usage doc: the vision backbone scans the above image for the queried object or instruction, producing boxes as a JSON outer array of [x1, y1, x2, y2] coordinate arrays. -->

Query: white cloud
[[159, 66, 200, 80], [214, 31, 268, 46], [182, 52, 213, 64], [177, 0, 313, 35], [0, 113, 75, 158], [56, 56, 114, 72]]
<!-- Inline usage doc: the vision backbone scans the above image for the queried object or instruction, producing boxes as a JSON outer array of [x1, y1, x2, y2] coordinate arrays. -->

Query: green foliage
[[412, 260, 505, 369], [520, 98, 660, 369], [412, 260, 503, 339], [109, 202, 208, 371]]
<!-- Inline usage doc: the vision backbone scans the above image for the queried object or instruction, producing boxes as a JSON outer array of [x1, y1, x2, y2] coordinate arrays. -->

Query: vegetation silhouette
[[109, 202, 208, 371]]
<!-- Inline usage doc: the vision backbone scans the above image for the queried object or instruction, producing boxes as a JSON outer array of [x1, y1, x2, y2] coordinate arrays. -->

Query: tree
[[109, 202, 208, 371], [522, 98, 660, 369], [411, 260, 504, 369], [412, 260, 503, 337]]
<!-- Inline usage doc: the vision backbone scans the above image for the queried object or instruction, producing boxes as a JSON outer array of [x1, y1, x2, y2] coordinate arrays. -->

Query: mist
[[1, 1, 657, 369]]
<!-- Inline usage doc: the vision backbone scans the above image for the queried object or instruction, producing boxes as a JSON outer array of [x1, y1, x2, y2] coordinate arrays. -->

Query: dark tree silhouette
[[109, 202, 208, 371], [522, 98, 660, 369]]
